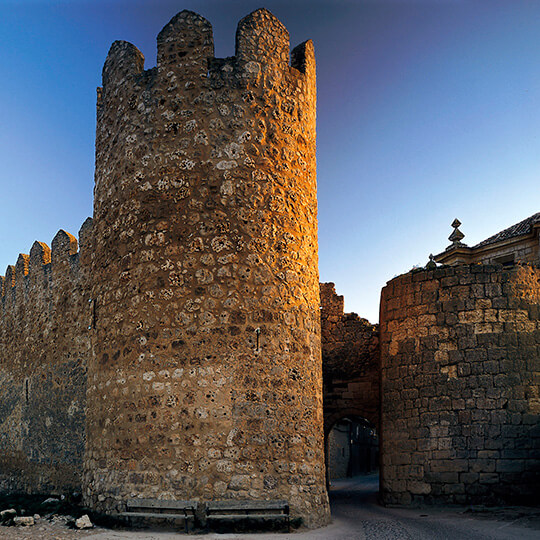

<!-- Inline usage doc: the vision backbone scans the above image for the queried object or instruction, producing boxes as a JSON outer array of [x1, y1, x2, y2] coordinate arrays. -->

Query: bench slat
[[206, 500, 288, 511], [126, 499, 196, 510], [119, 512, 194, 520], [207, 513, 287, 520]]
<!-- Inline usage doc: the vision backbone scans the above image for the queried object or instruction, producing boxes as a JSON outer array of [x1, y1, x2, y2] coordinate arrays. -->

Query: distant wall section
[[320, 283, 379, 433]]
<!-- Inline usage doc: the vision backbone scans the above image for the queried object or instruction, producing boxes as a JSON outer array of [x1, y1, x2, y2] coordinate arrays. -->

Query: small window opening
[[494, 254, 515, 267]]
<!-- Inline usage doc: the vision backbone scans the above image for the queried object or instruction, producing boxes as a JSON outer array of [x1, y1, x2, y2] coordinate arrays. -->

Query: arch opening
[[326, 415, 379, 483]]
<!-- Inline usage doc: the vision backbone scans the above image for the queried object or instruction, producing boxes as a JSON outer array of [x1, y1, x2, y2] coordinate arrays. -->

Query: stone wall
[[0, 221, 93, 495], [380, 264, 540, 506], [477, 236, 538, 265], [320, 283, 379, 433], [4, 5, 538, 521], [327, 421, 350, 480], [85, 9, 329, 528]]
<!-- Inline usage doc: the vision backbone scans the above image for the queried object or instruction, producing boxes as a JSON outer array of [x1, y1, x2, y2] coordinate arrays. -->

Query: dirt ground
[[0, 514, 102, 540]]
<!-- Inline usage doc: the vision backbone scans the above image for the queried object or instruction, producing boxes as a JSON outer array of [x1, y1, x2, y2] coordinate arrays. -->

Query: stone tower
[[380, 264, 540, 506], [83, 9, 330, 528]]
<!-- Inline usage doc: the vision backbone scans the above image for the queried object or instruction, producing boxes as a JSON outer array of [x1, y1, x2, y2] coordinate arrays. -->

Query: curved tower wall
[[84, 9, 329, 527], [380, 264, 540, 506]]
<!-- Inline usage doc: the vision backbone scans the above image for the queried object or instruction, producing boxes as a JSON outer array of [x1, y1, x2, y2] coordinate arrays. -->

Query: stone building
[[435, 214, 540, 266], [0, 7, 539, 531]]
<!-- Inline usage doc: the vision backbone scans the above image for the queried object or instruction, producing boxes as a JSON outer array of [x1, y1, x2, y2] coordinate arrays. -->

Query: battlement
[[85, 8, 326, 527], [0, 219, 93, 314], [0, 221, 92, 497], [1, 9, 328, 528], [98, 8, 314, 112], [1, 8, 539, 519]]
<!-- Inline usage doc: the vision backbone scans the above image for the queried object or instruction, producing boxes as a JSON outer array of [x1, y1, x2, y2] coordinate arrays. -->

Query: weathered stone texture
[[327, 422, 350, 479], [85, 9, 329, 528], [481, 237, 538, 265], [0, 222, 93, 494], [320, 283, 379, 432], [380, 264, 540, 506], [5, 6, 539, 523]]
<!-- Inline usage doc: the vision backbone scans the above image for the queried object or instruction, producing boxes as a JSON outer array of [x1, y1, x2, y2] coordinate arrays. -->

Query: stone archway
[[320, 283, 381, 493], [324, 410, 379, 488], [325, 408, 379, 439]]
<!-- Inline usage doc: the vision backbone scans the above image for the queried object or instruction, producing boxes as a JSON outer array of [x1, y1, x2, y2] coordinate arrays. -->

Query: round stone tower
[[380, 264, 540, 506], [83, 9, 330, 528]]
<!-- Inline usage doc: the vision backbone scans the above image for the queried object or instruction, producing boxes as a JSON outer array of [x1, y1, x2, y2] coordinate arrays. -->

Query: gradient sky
[[1, 0, 539, 322]]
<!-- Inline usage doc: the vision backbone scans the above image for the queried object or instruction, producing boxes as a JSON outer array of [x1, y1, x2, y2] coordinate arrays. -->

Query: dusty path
[[1, 475, 539, 539]]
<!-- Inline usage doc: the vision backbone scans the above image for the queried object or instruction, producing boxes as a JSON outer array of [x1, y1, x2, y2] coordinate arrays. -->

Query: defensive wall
[[0, 221, 92, 495], [1, 6, 539, 528], [320, 283, 379, 433], [380, 263, 540, 506], [86, 8, 328, 528]]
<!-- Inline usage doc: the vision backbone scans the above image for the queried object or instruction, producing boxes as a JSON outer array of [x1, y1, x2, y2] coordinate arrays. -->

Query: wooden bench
[[118, 498, 197, 532], [205, 499, 290, 532]]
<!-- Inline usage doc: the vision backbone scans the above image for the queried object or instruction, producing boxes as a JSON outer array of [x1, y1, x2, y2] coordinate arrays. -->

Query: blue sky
[[1, 0, 539, 322]]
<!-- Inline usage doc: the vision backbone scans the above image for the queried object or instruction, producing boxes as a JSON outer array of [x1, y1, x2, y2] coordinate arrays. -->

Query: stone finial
[[426, 254, 437, 270], [30, 241, 52, 267], [157, 10, 214, 78], [29, 241, 52, 280], [291, 39, 315, 78], [78, 218, 94, 251], [15, 254, 30, 280], [448, 218, 466, 247], [51, 229, 78, 265], [5, 265, 15, 289]]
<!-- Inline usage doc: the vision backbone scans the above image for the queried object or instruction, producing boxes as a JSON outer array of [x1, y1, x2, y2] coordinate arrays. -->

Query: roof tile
[[474, 212, 540, 248]]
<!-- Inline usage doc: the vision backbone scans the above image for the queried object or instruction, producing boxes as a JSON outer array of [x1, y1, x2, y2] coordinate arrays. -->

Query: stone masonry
[[0, 224, 92, 495], [85, 9, 329, 528], [1, 6, 539, 527], [0, 8, 330, 529], [320, 283, 379, 433], [380, 264, 540, 506]]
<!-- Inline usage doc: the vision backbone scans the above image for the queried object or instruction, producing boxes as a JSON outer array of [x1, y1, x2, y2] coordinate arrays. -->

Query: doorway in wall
[[327, 416, 378, 482]]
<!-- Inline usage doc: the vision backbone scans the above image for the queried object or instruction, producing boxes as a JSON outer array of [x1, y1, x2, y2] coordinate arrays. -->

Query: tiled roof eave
[[471, 230, 537, 253], [473, 212, 540, 249]]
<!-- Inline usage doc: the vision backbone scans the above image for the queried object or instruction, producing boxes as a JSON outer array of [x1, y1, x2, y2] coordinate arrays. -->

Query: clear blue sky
[[1, 0, 539, 322]]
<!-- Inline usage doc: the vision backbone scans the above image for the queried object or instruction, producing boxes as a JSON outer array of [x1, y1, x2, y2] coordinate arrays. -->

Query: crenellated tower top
[[0, 219, 93, 311], [98, 8, 315, 104]]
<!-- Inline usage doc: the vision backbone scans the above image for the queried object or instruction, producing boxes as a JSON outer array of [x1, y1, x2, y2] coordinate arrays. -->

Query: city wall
[[1, 6, 539, 527], [0, 9, 330, 528], [88, 8, 328, 528], [320, 283, 379, 433], [380, 264, 540, 506], [0, 221, 93, 494]]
